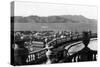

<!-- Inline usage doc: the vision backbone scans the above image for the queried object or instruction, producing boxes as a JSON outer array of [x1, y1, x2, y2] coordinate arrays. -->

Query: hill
[[11, 15, 97, 33]]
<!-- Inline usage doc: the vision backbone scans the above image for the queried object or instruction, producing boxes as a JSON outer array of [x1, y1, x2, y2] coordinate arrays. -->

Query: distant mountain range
[[12, 15, 97, 23], [11, 15, 97, 33]]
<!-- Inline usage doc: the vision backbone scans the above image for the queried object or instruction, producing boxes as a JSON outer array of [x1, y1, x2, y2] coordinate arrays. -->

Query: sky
[[14, 1, 97, 19]]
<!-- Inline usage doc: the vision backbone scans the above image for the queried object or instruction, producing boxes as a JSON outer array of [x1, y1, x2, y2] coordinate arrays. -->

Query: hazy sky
[[15, 1, 97, 19]]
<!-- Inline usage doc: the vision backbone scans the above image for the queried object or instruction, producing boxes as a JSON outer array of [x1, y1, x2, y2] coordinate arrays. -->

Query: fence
[[25, 33, 97, 64]]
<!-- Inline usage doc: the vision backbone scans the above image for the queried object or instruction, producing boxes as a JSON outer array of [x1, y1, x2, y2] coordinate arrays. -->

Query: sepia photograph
[[11, 1, 97, 66]]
